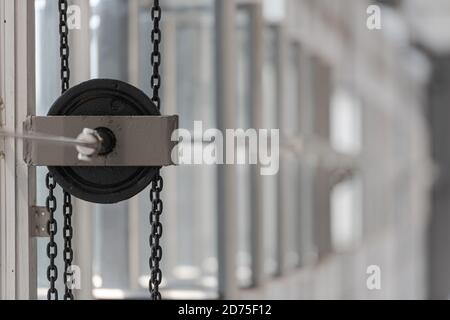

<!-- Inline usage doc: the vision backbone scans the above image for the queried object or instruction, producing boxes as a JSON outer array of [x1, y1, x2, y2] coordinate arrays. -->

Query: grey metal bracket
[[23, 115, 179, 167], [30, 206, 50, 238]]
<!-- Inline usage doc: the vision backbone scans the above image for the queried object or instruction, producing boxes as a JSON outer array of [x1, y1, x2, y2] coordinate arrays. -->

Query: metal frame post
[[0, 0, 37, 300], [245, 2, 264, 288], [215, 0, 238, 299], [274, 24, 289, 276]]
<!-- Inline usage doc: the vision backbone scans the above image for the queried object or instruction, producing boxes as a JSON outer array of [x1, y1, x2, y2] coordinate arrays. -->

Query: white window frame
[[0, 0, 37, 300]]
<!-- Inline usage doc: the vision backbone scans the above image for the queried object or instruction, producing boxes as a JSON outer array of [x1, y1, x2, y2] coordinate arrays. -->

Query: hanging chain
[[63, 193, 74, 300], [150, 0, 162, 109], [59, 0, 74, 300], [59, 0, 70, 93], [149, 175, 164, 300], [46, 174, 58, 300], [149, 0, 164, 300]]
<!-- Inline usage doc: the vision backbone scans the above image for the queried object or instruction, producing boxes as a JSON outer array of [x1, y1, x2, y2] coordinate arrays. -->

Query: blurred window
[[330, 88, 362, 155], [331, 176, 363, 252]]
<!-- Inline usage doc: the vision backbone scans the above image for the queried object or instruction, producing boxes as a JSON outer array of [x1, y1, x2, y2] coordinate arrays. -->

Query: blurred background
[[33, 0, 450, 299]]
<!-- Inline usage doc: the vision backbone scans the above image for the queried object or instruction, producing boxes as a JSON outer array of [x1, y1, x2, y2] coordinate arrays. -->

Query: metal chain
[[150, 0, 162, 109], [149, 175, 164, 300], [59, 0, 74, 300], [46, 173, 58, 300], [63, 192, 74, 300], [59, 0, 70, 94], [149, 0, 164, 300]]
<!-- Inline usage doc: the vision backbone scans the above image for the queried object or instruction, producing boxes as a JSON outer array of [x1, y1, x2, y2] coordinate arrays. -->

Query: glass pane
[[330, 88, 362, 155], [137, 0, 218, 298], [331, 177, 363, 252]]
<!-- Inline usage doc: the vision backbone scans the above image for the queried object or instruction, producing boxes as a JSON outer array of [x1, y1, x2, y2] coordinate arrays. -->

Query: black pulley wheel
[[48, 79, 160, 204]]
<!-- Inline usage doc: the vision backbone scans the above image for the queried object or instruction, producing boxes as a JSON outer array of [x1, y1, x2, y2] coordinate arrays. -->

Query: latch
[[30, 206, 50, 238]]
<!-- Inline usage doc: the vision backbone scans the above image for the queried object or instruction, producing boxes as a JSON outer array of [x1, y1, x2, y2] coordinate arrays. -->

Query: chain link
[[46, 173, 58, 301], [150, 0, 164, 300]]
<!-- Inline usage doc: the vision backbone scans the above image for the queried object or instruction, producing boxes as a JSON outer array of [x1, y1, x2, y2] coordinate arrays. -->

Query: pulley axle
[[0, 128, 100, 149]]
